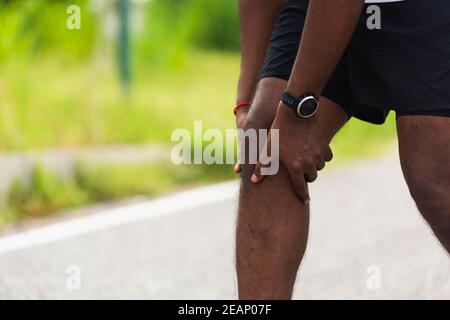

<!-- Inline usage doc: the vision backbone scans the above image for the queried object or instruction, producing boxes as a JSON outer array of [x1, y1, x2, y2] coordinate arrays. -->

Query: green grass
[[1, 161, 234, 228]]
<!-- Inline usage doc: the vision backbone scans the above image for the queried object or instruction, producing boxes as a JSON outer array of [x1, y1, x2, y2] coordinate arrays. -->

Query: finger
[[287, 166, 310, 204], [234, 163, 241, 174], [304, 167, 318, 183], [324, 145, 333, 162], [294, 176, 310, 204], [316, 156, 326, 171]]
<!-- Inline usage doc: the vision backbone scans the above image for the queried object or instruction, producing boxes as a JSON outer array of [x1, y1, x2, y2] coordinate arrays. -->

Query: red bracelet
[[233, 102, 252, 116]]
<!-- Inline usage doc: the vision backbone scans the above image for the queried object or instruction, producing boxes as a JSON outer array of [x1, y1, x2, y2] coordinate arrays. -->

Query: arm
[[236, 0, 284, 123], [253, 0, 364, 203], [287, 0, 364, 96], [234, 0, 284, 173]]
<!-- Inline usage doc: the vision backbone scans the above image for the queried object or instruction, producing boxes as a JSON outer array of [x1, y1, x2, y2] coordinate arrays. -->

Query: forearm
[[237, 0, 284, 103], [287, 0, 364, 97]]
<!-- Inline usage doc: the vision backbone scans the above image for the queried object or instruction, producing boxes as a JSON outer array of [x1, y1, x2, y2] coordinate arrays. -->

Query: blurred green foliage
[[7, 164, 90, 220], [0, 50, 239, 150], [0, 0, 239, 65], [2, 161, 234, 227], [0, 0, 97, 62], [137, 0, 239, 66]]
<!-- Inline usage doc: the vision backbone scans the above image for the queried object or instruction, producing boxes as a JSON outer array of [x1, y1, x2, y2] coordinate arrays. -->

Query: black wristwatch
[[281, 91, 319, 118]]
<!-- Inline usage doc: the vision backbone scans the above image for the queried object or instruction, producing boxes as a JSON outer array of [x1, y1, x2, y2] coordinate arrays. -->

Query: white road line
[[0, 180, 239, 256]]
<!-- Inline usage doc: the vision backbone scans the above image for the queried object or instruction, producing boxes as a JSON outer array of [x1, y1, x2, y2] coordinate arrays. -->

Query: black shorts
[[261, 0, 450, 124]]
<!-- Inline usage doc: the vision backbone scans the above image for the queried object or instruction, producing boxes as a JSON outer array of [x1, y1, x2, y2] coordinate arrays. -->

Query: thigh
[[397, 115, 450, 202]]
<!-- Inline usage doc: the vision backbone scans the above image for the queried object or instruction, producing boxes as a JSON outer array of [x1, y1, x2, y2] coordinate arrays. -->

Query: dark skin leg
[[236, 77, 348, 299], [397, 115, 450, 253]]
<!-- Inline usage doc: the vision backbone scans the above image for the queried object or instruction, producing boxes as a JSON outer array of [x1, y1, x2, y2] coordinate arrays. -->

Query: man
[[235, 0, 450, 299]]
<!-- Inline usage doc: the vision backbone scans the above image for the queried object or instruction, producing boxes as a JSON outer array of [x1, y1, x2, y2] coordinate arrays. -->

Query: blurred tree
[[0, 0, 97, 62]]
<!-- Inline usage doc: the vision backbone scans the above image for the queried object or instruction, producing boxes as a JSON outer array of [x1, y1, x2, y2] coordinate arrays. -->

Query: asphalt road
[[0, 155, 449, 299]]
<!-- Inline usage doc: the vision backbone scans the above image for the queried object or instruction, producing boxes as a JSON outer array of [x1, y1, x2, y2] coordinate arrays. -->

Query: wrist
[[277, 101, 317, 124], [234, 101, 252, 116]]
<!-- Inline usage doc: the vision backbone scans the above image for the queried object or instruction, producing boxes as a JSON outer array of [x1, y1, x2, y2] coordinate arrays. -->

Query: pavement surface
[[0, 155, 449, 299]]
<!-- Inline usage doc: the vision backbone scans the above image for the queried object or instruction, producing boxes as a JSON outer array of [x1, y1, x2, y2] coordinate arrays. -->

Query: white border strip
[[0, 181, 238, 256]]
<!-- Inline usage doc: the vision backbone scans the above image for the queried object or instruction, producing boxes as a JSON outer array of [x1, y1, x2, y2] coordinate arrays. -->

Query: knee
[[407, 179, 450, 229]]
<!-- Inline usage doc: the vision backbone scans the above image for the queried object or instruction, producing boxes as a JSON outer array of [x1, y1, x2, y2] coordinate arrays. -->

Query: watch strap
[[282, 91, 319, 109]]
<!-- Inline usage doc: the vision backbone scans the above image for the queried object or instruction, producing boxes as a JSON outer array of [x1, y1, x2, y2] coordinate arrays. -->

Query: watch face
[[297, 96, 318, 118]]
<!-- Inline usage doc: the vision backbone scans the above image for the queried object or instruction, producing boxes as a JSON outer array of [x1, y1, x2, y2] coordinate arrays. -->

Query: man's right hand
[[252, 102, 333, 203]]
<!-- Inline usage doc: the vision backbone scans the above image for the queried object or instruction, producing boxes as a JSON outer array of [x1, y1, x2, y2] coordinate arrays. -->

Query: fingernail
[[251, 174, 258, 183]]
